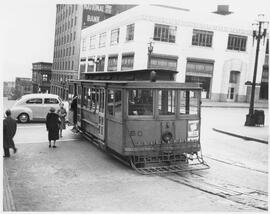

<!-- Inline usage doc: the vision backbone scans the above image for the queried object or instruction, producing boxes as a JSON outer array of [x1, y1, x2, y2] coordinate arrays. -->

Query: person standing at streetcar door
[[57, 103, 67, 137]]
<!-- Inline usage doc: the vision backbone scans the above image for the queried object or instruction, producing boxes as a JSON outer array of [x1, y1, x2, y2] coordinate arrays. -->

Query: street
[[3, 99, 268, 211]]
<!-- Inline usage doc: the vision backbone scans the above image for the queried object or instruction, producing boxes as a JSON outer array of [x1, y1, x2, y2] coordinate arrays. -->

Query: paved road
[[4, 127, 268, 211], [3, 98, 268, 211]]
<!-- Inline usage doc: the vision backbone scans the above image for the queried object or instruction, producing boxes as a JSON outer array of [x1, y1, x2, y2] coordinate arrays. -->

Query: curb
[[212, 128, 268, 144], [3, 165, 16, 211], [202, 105, 268, 109]]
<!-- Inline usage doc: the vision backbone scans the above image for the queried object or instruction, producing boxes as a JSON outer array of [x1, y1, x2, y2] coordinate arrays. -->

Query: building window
[[74, 31, 76, 40], [72, 46, 75, 55], [80, 63, 86, 74], [186, 61, 214, 75], [153, 24, 176, 43], [150, 56, 177, 70], [82, 38, 86, 51], [89, 35, 96, 49], [75, 16, 77, 25], [99, 32, 106, 48], [96, 57, 105, 72], [71, 61, 74, 70], [42, 74, 48, 82], [192, 29, 213, 47], [121, 54, 134, 71], [229, 71, 240, 83], [227, 34, 247, 51], [108, 55, 118, 71], [110, 28, 120, 46], [87, 59, 94, 72], [126, 24, 134, 41]]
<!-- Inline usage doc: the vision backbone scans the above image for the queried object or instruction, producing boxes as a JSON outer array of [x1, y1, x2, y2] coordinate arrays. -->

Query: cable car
[[68, 69, 209, 174]]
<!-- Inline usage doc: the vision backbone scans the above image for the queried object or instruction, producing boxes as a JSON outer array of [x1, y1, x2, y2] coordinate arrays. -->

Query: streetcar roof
[[69, 80, 202, 89]]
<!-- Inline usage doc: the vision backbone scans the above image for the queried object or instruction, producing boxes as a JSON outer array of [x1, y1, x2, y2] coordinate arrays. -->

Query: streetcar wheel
[[18, 113, 29, 123]]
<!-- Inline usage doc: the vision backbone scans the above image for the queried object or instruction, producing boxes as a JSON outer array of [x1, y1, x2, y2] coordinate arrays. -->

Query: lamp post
[[245, 14, 268, 126], [147, 40, 154, 69]]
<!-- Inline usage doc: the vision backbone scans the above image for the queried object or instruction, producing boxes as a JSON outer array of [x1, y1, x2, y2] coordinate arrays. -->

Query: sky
[[0, 0, 269, 82]]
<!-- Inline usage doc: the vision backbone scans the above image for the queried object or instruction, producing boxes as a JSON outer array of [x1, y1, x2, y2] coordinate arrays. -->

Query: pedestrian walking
[[57, 103, 67, 137], [3, 109, 17, 157], [70, 95, 78, 131], [46, 107, 61, 148]]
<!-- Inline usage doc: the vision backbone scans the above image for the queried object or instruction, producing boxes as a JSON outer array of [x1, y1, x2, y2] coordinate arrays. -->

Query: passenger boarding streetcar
[[68, 69, 209, 174]]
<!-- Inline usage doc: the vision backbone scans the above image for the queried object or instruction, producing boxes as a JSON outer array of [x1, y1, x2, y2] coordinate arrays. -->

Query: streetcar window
[[114, 90, 122, 118], [179, 90, 199, 115], [99, 89, 105, 113], [91, 87, 96, 111], [128, 89, 153, 116], [83, 87, 88, 108], [107, 89, 122, 118], [158, 89, 175, 115], [108, 90, 114, 115], [96, 88, 100, 113]]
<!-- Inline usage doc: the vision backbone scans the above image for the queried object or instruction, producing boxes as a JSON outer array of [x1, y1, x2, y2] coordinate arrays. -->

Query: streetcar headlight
[[162, 131, 173, 143]]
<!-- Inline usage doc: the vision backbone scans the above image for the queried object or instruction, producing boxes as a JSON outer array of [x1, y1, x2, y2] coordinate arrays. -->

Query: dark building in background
[[3, 81, 15, 99], [50, 4, 135, 100], [14, 77, 32, 99], [32, 62, 52, 93]]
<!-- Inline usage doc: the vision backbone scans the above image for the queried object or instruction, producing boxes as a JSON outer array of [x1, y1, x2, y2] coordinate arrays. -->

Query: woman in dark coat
[[46, 107, 60, 148]]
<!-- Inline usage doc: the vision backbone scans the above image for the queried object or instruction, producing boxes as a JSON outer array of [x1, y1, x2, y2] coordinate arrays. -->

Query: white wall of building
[[79, 5, 267, 102]]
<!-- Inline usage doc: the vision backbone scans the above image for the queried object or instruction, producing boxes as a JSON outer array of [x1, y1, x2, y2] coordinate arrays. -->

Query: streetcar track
[[204, 155, 268, 174], [159, 171, 268, 211]]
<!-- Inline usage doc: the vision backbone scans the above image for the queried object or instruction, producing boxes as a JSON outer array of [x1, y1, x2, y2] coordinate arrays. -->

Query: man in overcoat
[[3, 109, 17, 157]]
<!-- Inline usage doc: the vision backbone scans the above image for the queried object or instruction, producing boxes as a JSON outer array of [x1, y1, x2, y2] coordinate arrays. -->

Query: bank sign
[[82, 4, 113, 29]]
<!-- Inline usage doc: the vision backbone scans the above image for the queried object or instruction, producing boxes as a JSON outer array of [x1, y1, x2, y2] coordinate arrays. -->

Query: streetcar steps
[[130, 160, 210, 175]]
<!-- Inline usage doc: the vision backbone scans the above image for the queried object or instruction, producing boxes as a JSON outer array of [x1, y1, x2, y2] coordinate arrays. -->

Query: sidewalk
[[3, 166, 16, 211], [201, 99, 268, 109]]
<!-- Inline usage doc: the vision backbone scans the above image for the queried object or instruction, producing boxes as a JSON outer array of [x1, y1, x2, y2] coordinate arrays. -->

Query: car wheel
[[18, 113, 29, 123]]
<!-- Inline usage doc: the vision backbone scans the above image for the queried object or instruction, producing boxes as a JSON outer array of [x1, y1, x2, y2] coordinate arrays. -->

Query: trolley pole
[[245, 15, 268, 126]]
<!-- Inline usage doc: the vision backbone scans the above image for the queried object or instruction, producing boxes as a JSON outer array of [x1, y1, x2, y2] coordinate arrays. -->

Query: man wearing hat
[[46, 107, 61, 148], [3, 109, 17, 157]]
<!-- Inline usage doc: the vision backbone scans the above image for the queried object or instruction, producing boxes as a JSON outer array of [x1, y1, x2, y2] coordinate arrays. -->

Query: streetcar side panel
[[106, 119, 124, 154]]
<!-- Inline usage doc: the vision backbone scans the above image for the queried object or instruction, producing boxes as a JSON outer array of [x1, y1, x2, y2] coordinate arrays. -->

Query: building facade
[[32, 62, 52, 93], [3, 81, 15, 99], [50, 4, 135, 100], [14, 77, 32, 99], [79, 5, 268, 102]]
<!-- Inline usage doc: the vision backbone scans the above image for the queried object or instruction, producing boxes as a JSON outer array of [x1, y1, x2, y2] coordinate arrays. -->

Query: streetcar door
[[98, 88, 105, 140]]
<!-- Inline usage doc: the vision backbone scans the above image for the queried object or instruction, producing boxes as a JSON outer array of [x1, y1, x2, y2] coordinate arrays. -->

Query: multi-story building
[[14, 77, 32, 99], [3, 81, 15, 99], [79, 4, 268, 102], [32, 62, 52, 93], [50, 4, 135, 100]]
